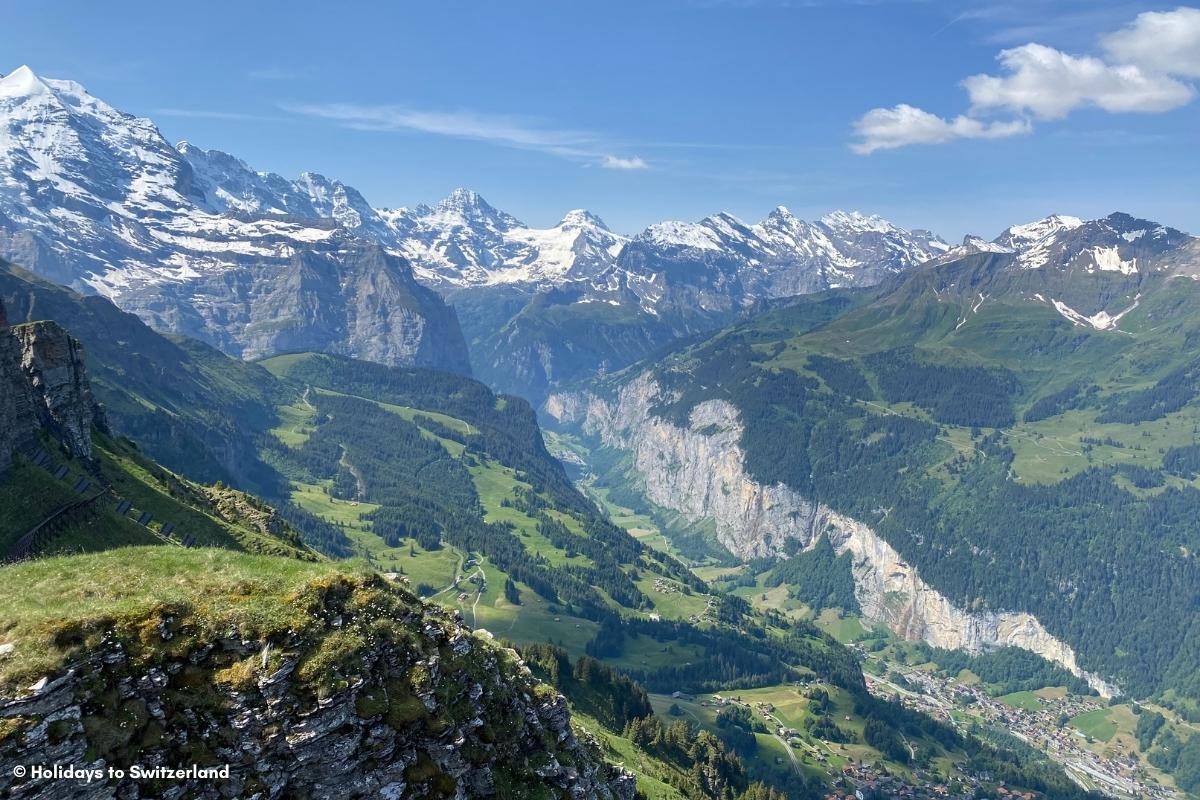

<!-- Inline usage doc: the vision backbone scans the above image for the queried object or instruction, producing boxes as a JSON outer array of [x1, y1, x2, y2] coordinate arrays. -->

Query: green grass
[[608, 634, 706, 672], [474, 601, 598, 656], [3, 433, 313, 560], [813, 609, 868, 644], [269, 400, 317, 447], [257, 352, 318, 377], [0, 455, 89, 552], [570, 713, 688, 800], [997, 690, 1043, 711], [1071, 707, 1118, 742], [634, 574, 710, 621], [0, 547, 339, 691], [1007, 407, 1200, 485], [290, 480, 379, 529]]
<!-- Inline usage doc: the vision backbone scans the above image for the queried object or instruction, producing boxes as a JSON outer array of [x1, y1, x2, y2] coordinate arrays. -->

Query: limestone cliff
[[0, 301, 106, 469], [548, 375, 1117, 696]]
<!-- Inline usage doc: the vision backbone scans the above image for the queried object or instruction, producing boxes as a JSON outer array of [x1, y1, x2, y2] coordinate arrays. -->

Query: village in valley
[[858, 656, 1183, 800]]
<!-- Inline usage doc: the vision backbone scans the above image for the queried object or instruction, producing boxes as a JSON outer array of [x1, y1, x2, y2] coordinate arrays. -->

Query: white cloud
[[1101, 6, 1200, 78], [289, 102, 646, 170], [852, 5, 1200, 153], [852, 104, 1031, 154], [601, 155, 649, 170], [964, 43, 1194, 119]]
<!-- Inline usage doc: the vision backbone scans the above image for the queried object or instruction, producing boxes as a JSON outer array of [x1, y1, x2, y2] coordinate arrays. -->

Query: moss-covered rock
[[0, 550, 635, 800]]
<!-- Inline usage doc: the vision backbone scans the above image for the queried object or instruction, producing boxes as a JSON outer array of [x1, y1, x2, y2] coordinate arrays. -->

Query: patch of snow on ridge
[[1049, 294, 1141, 331], [1090, 246, 1138, 275]]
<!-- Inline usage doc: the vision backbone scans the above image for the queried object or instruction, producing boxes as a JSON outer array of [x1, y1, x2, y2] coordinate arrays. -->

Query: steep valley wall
[[547, 374, 1116, 696]]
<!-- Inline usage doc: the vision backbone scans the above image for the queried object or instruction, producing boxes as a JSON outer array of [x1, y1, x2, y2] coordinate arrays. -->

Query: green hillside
[[602, 257, 1200, 717], [1, 431, 316, 563], [0, 264, 1112, 798]]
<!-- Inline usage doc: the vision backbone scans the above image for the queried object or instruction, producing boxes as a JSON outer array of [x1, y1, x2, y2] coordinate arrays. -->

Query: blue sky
[[2, 0, 1198, 239]]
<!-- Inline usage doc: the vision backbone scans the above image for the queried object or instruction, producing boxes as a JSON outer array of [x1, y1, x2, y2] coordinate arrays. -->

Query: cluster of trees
[[866, 347, 1020, 428], [763, 537, 859, 614], [806, 354, 873, 400], [1135, 709, 1165, 750], [624, 716, 753, 799], [918, 645, 1093, 696], [1098, 356, 1200, 423], [1147, 727, 1200, 795], [714, 704, 766, 757], [519, 643, 651, 731], [1164, 443, 1200, 479], [270, 499, 353, 557], [519, 643, 791, 800], [1023, 381, 1096, 422]]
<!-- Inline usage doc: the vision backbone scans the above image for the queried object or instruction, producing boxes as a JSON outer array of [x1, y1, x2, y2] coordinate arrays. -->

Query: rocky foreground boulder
[[0, 553, 634, 800]]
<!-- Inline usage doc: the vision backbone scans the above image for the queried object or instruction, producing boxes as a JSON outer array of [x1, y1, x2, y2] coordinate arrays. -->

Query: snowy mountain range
[[0, 65, 948, 301], [1, 64, 1194, 397], [0, 66, 470, 371]]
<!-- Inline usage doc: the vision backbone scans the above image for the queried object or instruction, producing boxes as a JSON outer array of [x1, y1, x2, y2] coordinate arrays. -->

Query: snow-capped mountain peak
[[639, 220, 724, 251], [558, 208, 610, 231], [819, 209, 901, 235], [438, 187, 486, 209], [0, 65, 48, 97], [995, 214, 1085, 251]]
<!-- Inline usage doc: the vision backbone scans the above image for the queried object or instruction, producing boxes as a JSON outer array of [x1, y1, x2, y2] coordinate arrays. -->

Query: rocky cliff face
[[0, 299, 35, 471], [0, 570, 634, 800], [115, 242, 471, 374], [0, 301, 106, 469], [547, 375, 1116, 696]]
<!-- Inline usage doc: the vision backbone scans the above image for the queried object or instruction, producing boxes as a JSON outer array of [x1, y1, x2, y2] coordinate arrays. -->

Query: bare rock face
[[13, 321, 106, 460], [1, 302, 106, 469], [0, 300, 38, 470], [549, 375, 1117, 696], [118, 242, 472, 375]]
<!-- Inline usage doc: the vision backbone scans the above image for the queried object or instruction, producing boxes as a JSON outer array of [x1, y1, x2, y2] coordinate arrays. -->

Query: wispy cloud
[[852, 5, 1200, 154], [601, 155, 649, 170], [287, 102, 649, 171]]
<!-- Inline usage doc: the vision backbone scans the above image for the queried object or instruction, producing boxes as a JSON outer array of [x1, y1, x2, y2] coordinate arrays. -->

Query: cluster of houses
[[862, 663, 1180, 800]]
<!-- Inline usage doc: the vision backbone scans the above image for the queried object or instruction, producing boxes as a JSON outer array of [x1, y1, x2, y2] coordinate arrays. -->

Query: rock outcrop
[[548, 375, 1117, 696], [0, 300, 106, 469], [0, 298, 36, 470], [0, 570, 634, 800]]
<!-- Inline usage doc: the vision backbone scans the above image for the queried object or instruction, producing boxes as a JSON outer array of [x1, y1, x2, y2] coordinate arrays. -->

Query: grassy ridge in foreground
[[0, 548, 333, 692]]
